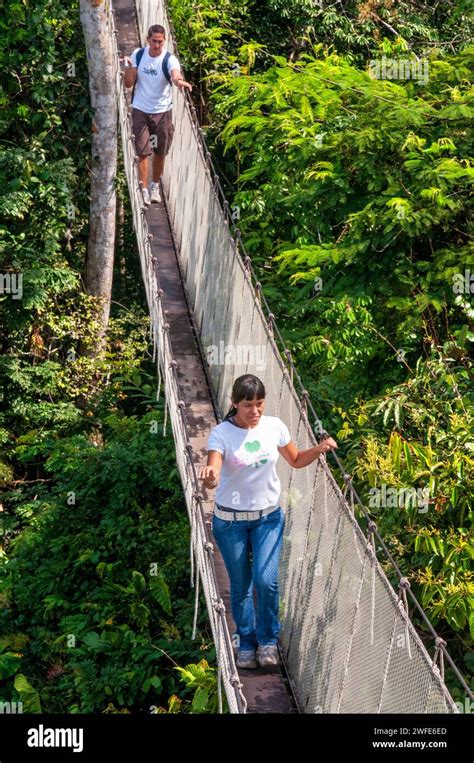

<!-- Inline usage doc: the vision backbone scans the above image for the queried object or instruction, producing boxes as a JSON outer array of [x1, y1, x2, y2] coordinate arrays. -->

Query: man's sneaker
[[236, 649, 257, 669], [142, 187, 150, 206], [150, 183, 162, 203], [257, 644, 279, 667]]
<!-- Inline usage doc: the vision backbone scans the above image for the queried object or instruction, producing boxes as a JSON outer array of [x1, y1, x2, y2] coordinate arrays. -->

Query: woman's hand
[[317, 436, 338, 456], [279, 437, 338, 468], [199, 465, 220, 489]]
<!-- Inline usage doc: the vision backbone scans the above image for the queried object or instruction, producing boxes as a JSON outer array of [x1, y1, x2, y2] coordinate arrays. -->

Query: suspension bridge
[[106, 0, 471, 713]]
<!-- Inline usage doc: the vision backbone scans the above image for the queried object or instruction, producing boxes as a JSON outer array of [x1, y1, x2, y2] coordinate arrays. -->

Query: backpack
[[131, 48, 172, 104]]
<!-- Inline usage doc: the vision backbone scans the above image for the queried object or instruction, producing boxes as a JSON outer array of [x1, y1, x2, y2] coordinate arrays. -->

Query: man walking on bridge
[[121, 25, 192, 205]]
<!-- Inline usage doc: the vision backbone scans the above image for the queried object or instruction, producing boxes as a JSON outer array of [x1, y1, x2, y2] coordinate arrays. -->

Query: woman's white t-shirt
[[207, 415, 291, 511]]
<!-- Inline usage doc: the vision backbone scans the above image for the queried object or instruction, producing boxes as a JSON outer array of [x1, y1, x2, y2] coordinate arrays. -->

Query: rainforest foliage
[[168, 0, 474, 696], [0, 0, 472, 712], [0, 0, 219, 713]]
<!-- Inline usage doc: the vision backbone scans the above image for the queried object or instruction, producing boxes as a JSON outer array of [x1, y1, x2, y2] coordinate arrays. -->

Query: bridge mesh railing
[[110, 0, 465, 713]]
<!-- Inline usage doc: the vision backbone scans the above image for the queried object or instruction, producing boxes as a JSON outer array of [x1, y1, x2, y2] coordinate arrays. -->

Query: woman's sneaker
[[142, 187, 150, 206], [236, 649, 257, 669], [150, 182, 162, 203], [257, 644, 279, 667]]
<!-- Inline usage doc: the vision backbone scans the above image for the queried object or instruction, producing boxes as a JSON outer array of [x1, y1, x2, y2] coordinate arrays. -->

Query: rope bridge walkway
[[107, 0, 471, 714]]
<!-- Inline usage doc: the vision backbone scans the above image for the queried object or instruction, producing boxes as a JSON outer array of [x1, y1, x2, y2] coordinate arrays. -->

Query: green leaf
[[390, 433, 401, 470], [83, 631, 101, 649], [131, 602, 149, 629], [149, 574, 172, 616], [403, 441, 413, 473], [192, 686, 209, 713], [0, 652, 22, 680], [14, 674, 42, 713], [132, 571, 146, 595]]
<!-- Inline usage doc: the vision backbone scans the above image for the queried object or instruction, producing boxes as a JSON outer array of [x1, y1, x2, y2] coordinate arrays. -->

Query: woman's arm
[[278, 437, 337, 469], [199, 450, 223, 489]]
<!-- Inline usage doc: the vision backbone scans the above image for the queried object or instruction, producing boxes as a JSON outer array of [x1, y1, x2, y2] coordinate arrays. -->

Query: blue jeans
[[211, 506, 285, 651]]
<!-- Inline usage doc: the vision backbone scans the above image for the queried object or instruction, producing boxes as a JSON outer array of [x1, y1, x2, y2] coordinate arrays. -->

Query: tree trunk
[[79, 0, 117, 357]]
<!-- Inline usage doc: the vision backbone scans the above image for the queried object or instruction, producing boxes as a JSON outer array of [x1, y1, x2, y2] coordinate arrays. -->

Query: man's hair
[[147, 24, 166, 37]]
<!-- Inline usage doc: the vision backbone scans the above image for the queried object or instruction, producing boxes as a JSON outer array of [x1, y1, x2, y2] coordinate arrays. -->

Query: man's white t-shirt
[[207, 415, 291, 511], [130, 47, 180, 114]]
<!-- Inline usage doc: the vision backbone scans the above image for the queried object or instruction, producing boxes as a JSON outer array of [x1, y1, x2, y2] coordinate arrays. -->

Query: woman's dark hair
[[223, 375, 266, 420]]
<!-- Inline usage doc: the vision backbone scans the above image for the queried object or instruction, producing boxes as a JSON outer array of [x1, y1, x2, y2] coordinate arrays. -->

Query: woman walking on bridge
[[199, 374, 337, 670]]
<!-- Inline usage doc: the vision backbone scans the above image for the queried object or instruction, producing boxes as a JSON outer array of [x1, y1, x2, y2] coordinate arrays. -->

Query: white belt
[[214, 503, 279, 521]]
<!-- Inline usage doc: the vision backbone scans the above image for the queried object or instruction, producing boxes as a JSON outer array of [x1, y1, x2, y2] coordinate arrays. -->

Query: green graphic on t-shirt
[[244, 440, 268, 467], [245, 441, 260, 452]]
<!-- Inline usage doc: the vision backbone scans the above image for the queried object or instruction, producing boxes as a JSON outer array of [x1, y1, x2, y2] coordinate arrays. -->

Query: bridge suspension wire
[[107, 0, 471, 713]]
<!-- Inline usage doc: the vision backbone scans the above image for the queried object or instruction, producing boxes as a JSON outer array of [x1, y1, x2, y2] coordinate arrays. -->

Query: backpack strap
[[131, 47, 145, 104], [131, 48, 172, 105], [136, 47, 146, 69], [162, 50, 171, 84]]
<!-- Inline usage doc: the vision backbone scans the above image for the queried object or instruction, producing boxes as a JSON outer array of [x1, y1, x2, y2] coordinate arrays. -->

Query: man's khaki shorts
[[132, 107, 175, 158]]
